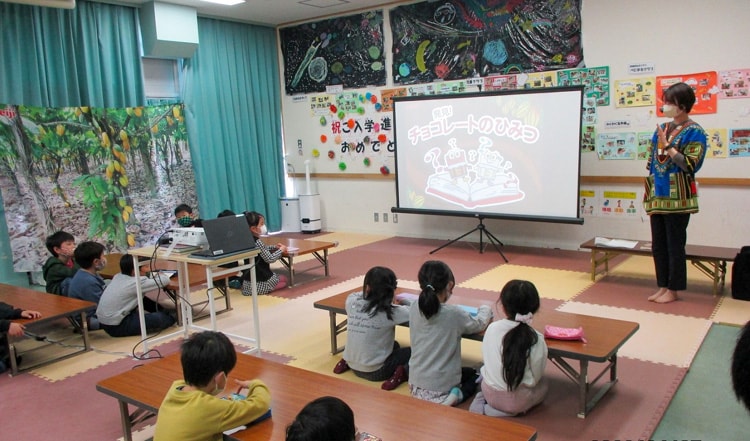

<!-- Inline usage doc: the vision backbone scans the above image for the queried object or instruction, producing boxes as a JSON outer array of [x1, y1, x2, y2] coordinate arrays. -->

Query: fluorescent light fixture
[[199, 0, 245, 5]]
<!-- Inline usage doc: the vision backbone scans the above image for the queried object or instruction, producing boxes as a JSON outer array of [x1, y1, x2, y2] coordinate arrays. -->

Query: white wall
[[281, 0, 750, 250]]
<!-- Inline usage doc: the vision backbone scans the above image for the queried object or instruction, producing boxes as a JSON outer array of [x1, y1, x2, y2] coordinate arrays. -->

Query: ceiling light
[[199, 0, 245, 5]]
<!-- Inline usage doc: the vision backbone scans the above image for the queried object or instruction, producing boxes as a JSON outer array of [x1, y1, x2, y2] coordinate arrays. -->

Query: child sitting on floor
[[285, 396, 356, 441], [408, 260, 492, 406], [241, 211, 287, 295], [67, 241, 107, 330], [153, 331, 271, 441], [42, 230, 79, 296], [470, 279, 548, 416], [333, 266, 411, 390]]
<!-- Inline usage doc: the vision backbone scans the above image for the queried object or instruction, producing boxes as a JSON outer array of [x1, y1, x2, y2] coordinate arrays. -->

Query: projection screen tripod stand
[[429, 216, 508, 262]]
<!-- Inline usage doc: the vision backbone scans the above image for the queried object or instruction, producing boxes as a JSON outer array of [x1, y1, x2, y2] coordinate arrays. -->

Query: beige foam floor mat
[[461, 265, 593, 301], [610, 255, 722, 289], [711, 296, 750, 326], [557, 302, 711, 367]]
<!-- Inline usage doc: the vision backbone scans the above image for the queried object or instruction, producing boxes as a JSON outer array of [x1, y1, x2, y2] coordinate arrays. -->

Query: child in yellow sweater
[[153, 331, 271, 441]]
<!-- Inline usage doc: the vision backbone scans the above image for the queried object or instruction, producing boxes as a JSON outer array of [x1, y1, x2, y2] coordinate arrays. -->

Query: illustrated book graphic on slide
[[424, 137, 525, 209]]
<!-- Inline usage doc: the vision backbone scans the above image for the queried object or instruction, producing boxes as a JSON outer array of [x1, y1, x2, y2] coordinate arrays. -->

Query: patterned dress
[[644, 120, 707, 214]]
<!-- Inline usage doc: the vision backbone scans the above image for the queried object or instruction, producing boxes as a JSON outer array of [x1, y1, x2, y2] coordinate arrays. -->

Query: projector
[[172, 227, 207, 246]]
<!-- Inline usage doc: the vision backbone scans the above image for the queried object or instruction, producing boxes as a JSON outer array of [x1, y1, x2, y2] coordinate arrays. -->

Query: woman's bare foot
[[654, 289, 679, 304], [648, 287, 667, 302]]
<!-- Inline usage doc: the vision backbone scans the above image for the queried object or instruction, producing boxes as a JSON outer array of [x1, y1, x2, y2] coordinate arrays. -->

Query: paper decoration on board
[[581, 125, 596, 153], [636, 132, 652, 160], [614, 77, 656, 107], [655, 72, 718, 115], [557, 66, 610, 106], [484, 74, 518, 91], [596, 132, 637, 160], [380, 88, 408, 112], [319, 91, 394, 170], [310, 94, 333, 116], [280, 11, 385, 94], [582, 96, 597, 125], [728, 128, 750, 157], [523, 72, 557, 89], [599, 191, 639, 218], [389, 0, 583, 86], [717, 69, 750, 99], [579, 189, 597, 217], [706, 128, 728, 158]]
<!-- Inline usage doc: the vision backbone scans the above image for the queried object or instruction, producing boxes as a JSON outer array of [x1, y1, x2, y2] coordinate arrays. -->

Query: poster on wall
[[599, 190, 639, 218], [389, 0, 583, 86], [717, 69, 750, 99], [706, 128, 728, 158], [596, 132, 637, 160], [614, 77, 655, 107], [728, 128, 750, 157], [655, 72, 718, 115], [557, 66, 610, 106], [280, 11, 386, 95], [0, 103, 198, 272]]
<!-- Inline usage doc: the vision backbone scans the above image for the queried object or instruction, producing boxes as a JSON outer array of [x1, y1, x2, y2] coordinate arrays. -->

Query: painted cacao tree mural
[[0, 103, 198, 273]]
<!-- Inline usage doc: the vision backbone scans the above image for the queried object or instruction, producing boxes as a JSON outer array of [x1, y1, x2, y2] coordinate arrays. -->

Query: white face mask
[[95, 257, 107, 271], [211, 372, 226, 395], [662, 104, 679, 118], [259, 224, 268, 236]]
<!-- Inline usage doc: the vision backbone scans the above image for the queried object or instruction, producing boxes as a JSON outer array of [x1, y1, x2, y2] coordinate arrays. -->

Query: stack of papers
[[594, 237, 638, 249]]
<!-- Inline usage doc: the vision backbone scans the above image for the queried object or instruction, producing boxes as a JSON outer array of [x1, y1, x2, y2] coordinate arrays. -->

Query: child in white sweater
[[470, 279, 548, 416]]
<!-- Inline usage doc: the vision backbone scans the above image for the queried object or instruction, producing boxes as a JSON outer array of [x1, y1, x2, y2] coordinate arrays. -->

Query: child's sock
[[469, 391, 487, 414], [441, 387, 463, 406]]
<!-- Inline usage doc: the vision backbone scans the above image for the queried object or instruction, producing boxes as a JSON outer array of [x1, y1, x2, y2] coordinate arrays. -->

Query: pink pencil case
[[544, 325, 587, 343]]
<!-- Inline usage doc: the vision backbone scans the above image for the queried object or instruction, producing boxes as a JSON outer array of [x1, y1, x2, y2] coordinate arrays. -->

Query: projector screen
[[392, 87, 584, 225]]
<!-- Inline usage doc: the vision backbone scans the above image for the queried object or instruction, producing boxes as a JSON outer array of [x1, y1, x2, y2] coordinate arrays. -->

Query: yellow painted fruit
[[56, 124, 65, 136], [151, 125, 158, 134], [172, 107, 180, 118], [119, 175, 129, 186], [127, 234, 135, 247], [101, 133, 110, 148], [122, 210, 130, 222], [134, 107, 143, 117]]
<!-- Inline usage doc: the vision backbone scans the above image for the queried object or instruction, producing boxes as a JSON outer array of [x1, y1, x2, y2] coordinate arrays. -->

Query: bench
[[313, 288, 639, 418], [579, 238, 737, 296]]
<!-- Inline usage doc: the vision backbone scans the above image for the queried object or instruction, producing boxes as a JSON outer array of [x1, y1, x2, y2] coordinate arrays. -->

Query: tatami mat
[[557, 302, 712, 367], [461, 264, 593, 301]]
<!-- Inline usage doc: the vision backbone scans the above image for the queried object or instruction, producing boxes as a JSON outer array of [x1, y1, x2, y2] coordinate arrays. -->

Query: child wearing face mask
[[42, 230, 80, 296], [153, 331, 271, 441], [174, 203, 203, 228], [241, 211, 288, 295], [67, 241, 108, 330]]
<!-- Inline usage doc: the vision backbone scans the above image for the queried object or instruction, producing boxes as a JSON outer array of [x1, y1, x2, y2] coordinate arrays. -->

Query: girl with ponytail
[[408, 261, 493, 406], [470, 280, 548, 416]]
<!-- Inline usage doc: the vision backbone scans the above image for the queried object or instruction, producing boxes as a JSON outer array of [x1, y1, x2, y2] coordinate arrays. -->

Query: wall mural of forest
[[0, 103, 199, 273]]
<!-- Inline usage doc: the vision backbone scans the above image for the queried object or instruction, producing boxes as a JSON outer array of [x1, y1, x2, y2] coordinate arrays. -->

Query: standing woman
[[644, 82, 707, 304]]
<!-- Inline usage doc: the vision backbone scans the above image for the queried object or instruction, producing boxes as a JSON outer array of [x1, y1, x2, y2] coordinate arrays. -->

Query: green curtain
[[183, 18, 284, 228], [0, 1, 144, 284], [0, 0, 145, 107]]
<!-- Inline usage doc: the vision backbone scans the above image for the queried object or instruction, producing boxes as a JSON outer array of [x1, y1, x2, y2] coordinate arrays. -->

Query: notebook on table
[[189, 215, 257, 259]]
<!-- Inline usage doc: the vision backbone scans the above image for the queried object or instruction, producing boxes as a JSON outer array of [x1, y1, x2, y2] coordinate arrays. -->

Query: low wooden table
[[1, 283, 95, 375], [313, 288, 639, 418], [97, 352, 538, 441], [262, 235, 337, 286], [580, 238, 737, 295]]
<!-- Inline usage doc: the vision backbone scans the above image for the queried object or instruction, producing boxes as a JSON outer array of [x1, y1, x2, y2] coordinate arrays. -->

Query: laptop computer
[[189, 214, 257, 259]]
